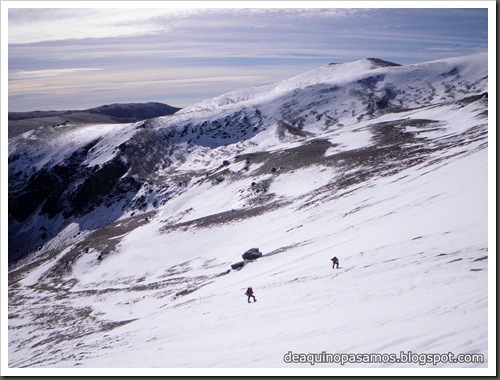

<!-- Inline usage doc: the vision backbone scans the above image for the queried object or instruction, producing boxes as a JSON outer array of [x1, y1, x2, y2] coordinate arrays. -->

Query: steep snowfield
[[55, 145, 488, 369], [7, 53, 491, 374]]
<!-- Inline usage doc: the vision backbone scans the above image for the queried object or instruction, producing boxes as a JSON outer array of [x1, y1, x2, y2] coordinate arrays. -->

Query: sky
[[4, 1, 490, 112]]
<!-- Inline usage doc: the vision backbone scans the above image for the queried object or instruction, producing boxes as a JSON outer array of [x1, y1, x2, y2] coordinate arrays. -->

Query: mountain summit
[[8, 53, 488, 369]]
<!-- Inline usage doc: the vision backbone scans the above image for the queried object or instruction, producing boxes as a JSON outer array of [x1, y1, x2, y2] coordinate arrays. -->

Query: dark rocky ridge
[[8, 102, 181, 138]]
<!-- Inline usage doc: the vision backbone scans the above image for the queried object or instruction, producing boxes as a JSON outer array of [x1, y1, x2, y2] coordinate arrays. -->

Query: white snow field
[[6, 53, 493, 375]]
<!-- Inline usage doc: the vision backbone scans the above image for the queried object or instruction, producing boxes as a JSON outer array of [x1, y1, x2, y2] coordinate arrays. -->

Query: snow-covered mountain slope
[[8, 53, 488, 262], [7, 53, 490, 372]]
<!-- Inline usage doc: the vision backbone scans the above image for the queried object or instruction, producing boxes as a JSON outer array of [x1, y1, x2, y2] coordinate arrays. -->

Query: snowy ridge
[[174, 53, 485, 114], [7, 53, 489, 371]]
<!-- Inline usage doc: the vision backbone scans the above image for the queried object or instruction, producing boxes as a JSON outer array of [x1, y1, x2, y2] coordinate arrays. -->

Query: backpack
[[246, 287, 253, 295]]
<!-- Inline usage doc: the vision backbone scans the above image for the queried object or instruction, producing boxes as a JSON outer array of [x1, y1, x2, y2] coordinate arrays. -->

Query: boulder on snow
[[242, 248, 263, 261], [231, 261, 246, 270]]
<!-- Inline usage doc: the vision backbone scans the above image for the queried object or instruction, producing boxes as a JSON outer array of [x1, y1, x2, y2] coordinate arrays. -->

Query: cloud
[[348, 30, 487, 47], [7, 62, 310, 110], [11, 68, 104, 79], [6, 5, 488, 111], [9, 8, 174, 44], [8, 7, 367, 45]]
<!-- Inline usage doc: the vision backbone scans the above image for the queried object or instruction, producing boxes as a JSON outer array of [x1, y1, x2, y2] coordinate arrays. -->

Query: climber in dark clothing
[[331, 256, 339, 269], [245, 287, 257, 303]]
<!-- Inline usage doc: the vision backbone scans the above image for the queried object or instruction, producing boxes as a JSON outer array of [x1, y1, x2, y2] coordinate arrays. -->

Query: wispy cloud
[[8, 8, 364, 45], [8, 63, 305, 110], [6, 5, 489, 111], [9, 8, 173, 44], [11, 68, 103, 79]]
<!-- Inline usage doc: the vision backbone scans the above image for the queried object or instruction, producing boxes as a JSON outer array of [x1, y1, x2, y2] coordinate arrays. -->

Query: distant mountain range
[[8, 102, 181, 138]]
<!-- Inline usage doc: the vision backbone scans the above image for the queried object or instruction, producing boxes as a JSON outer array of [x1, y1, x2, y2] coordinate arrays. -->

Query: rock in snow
[[242, 248, 263, 261]]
